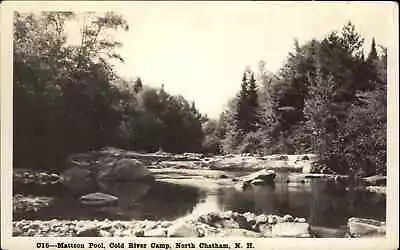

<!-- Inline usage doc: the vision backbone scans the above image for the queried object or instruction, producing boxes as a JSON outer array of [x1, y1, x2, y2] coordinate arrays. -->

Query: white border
[[1, 2, 398, 250]]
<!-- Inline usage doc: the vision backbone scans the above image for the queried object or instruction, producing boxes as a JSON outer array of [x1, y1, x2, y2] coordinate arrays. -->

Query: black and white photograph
[[1, 1, 398, 249]]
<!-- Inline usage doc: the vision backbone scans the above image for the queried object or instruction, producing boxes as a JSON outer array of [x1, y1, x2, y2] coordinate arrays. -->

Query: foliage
[[14, 11, 204, 170], [221, 71, 262, 153], [13, 12, 387, 177], [219, 22, 387, 176]]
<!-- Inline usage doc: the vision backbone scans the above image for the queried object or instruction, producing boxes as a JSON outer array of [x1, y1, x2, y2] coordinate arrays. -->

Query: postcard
[[1, 1, 398, 250]]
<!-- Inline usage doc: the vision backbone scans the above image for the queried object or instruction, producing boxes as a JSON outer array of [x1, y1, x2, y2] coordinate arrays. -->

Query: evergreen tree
[[247, 73, 260, 132], [221, 70, 263, 153], [133, 77, 143, 93], [363, 37, 382, 89], [367, 37, 379, 62], [236, 71, 250, 133]]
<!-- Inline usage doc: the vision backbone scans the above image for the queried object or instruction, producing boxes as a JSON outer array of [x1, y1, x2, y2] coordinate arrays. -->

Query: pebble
[[283, 214, 294, 222], [267, 215, 279, 224], [295, 217, 306, 223], [100, 224, 112, 230], [255, 214, 267, 224]]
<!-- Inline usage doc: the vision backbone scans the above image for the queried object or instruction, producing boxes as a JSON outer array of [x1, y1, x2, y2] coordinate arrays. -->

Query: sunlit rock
[[76, 224, 99, 237], [168, 221, 199, 237], [268, 222, 310, 237], [347, 217, 385, 237]]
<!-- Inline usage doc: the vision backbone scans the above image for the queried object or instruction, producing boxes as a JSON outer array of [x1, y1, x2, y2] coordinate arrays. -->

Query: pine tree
[[247, 72, 260, 132], [236, 71, 250, 133], [363, 37, 381, 89], [133, 77, 143, 93], [367, 37, 378, 62]]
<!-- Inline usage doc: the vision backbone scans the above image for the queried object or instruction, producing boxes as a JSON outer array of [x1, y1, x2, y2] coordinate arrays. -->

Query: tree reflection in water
[[216, 176, 385, 228]]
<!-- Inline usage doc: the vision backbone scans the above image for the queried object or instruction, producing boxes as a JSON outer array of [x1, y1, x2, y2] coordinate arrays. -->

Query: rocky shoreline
[[12, 211, 312, 237], [13, 211, 386, 238]]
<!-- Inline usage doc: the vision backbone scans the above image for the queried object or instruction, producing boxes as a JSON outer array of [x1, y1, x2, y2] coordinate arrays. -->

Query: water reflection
[[98, 180, 152, 210], [216, 179, 386, 228], [15, 181, 203, 221], [14, 173, 386, 229]]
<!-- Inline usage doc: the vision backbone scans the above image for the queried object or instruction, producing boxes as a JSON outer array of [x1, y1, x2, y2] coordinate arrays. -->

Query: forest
[[13, 11, 387, 178]]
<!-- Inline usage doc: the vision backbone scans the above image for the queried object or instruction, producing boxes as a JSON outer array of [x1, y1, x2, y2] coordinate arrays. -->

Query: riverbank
[[13, 211, 385, 238], [12, 149, 387, 238], [11, 211, 315, 237]]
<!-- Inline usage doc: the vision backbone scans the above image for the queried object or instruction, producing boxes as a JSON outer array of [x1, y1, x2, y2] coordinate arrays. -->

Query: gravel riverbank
[[13, 211, 312, 237]]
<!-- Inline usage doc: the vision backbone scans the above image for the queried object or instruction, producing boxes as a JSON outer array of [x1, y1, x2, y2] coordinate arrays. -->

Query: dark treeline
[[14, 12, 386, 177], [209, 22, 387, 177], [14, 11, 204, 171]]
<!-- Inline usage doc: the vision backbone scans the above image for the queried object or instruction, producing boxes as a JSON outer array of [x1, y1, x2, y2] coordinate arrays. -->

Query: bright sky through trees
[[64, 2, 393, 118]]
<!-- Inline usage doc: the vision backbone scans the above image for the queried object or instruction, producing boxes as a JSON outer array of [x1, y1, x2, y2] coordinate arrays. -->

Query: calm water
[[14, 172, 386, 229]]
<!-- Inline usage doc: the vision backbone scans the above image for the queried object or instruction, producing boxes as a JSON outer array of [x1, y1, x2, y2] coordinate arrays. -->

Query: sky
[[68, 2, 395, 118]]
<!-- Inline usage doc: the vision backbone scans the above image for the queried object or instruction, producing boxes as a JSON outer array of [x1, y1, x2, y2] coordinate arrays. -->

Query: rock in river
[[97, 159, 154, 182], [235, 169, 276, 190], [60, 166, 97, 193], [241, 169, 276, 183], [61, 158, 155, 193], [347, 217, 386, 237], [80, 192, 119, 206]]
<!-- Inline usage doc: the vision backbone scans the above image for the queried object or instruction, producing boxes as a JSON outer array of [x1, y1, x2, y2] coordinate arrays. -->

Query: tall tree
[[236, 71, 250, 133], [133, 77, 143, 93], [367, 37, 378, 62], [247, 73, 260, 132]]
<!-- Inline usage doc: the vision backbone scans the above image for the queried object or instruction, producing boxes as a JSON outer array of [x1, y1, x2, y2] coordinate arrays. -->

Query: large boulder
[[60, 166, 97, 193], [347, 217, 386, 237], [97, 159, 154, 182], [235, 169, 276, 190], [241, 169, 276, 183], [61, 158, 154, 193]]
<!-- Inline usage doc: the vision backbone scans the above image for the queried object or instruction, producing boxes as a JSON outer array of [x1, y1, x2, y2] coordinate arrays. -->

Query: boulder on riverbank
[[347, 217, 386, 237]]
